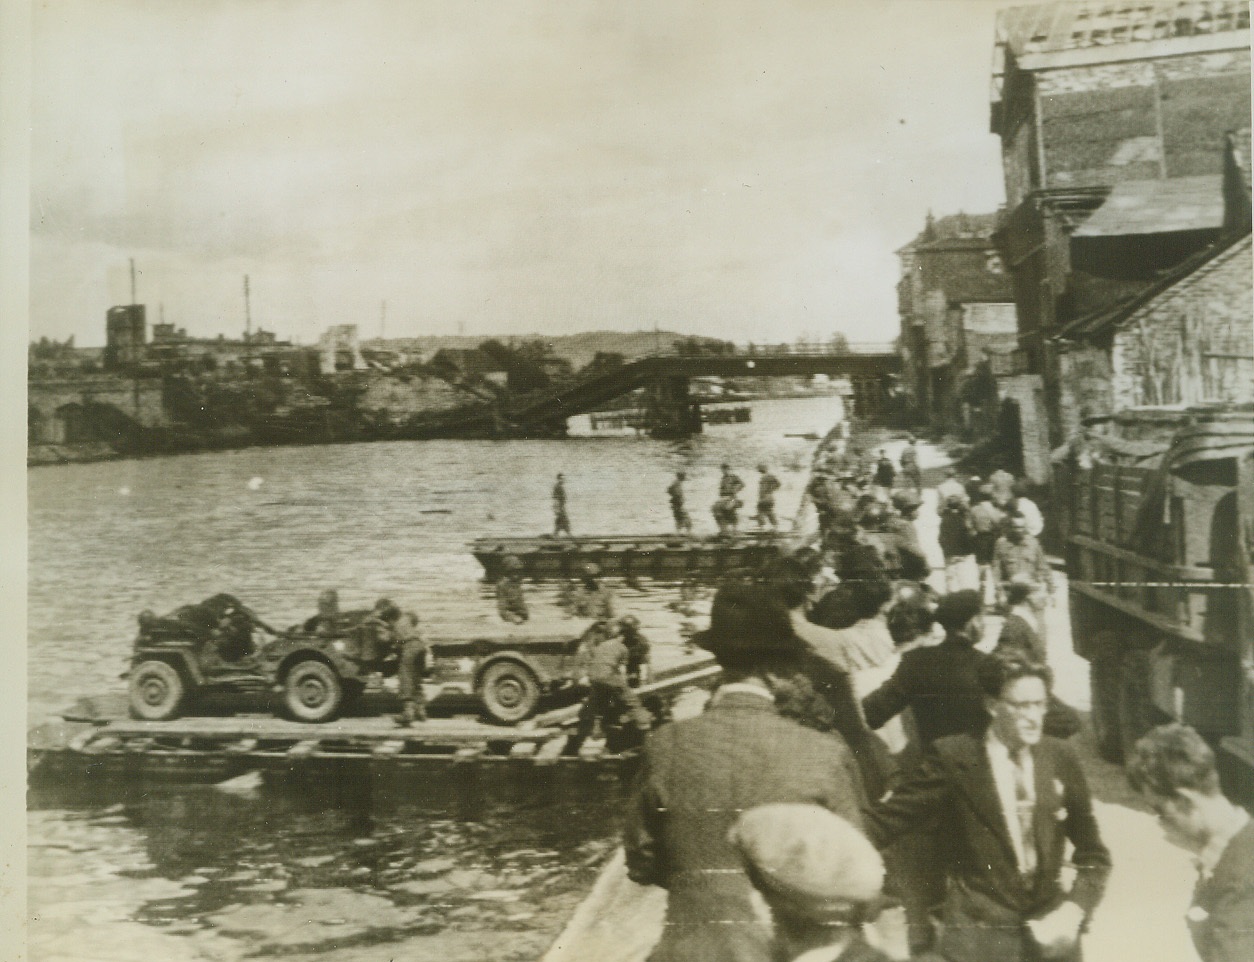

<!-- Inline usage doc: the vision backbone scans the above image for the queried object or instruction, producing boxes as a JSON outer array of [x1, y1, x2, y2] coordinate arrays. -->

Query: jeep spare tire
[[284, 659, 343, 723], [129, 660, 186, 721], [478, 660, 540, 724]]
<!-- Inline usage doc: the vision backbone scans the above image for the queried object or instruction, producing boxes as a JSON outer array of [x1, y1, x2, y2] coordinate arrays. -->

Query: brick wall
[[1111, 236, 1253, 409], [1000, 373, 1052, 484], [1057, 343, 1115, 436], [1035, 50, 1250, 189]]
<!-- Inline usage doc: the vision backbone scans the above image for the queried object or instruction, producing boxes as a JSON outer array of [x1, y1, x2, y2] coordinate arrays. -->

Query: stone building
[[896, 211, 1018, 434], [989, 0, 1251, 470]]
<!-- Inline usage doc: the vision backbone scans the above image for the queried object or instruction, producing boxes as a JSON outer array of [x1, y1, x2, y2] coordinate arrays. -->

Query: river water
[[28, 395, 844, 962]]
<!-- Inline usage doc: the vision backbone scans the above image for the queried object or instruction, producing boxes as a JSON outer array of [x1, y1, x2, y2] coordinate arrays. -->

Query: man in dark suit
[[624, 582, 866, 962], [862, 589, 990, 748], [1127, 723, 1254, 962], [865, 656, 1111, 962]]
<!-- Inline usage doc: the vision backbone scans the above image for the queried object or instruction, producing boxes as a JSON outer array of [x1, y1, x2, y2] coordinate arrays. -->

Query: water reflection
[[32, 765, 627, 958]]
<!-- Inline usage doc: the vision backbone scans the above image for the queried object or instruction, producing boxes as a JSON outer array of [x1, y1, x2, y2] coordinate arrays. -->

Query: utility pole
[[243, 275, 251, 339], [130, 258, 137, 305]]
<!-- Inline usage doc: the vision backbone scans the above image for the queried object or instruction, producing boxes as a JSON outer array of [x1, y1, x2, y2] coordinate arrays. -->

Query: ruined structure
[[990, 0, 1251, 477]]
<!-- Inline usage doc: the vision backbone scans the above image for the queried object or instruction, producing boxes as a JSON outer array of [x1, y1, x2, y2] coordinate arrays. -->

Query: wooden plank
[[103, 716, 560, 742], [1069, 581, 1206, 643]]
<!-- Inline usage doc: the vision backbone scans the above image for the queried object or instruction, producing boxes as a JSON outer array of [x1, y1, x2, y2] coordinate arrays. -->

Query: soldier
[[993, 513, 1052, 612], [552, 472, 572, 536], [393, 611, 428, 726], [719, 462, 745, 499], [495, 555, 529, 624], [754, 463, 781, 529], [353, 597, 402, 667], [618, 614, 652, 686], [712, 494, 743, 537], [303, 588, 346, 634], [569, 562, 614, 622], [667, 470, 693, 534], [561, 624, 651, 756]]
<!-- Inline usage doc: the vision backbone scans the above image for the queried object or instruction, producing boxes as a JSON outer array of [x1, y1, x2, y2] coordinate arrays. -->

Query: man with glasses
[[865, 655, 1111, 961]]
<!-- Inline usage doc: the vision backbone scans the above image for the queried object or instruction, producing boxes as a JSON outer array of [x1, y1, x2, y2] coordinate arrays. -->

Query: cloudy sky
[[30, 0, 1012, 347]]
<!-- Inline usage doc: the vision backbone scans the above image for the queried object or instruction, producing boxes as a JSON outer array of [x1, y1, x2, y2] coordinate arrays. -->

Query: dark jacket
[[939, 503, 974, 559], [997, 612, 1044, 663], [1190, 818, 1254, 962], [862, 637, 989, 748], [625, 690, 866, 962], [866, 733, 1111, 962]]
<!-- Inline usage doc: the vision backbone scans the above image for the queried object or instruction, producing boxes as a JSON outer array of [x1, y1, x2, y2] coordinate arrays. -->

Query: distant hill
[[363, 330, 728, 370]]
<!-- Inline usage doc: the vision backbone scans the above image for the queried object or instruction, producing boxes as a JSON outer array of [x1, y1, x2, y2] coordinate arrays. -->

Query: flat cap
[[729, 804, 884, 923], [934, 589, 982, 630]]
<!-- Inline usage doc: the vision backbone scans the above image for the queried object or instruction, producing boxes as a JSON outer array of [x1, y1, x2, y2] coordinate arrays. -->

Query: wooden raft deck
[[29, 659, 722, 778], [471, 532, 798, 581]]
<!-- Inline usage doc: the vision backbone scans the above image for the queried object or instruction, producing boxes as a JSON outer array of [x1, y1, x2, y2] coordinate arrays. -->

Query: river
[[27, 395, 845, 962]]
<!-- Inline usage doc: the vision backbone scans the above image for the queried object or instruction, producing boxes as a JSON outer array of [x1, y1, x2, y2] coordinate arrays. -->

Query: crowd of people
[[609, 435, 1253, 962]]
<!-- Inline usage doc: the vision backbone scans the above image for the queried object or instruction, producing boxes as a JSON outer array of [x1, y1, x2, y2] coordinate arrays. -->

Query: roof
[[995, 2, 1249, 58], [1057, 231, 1251, 338], [899, 211, 1000, 253], [1072, 176, 1224, 237]]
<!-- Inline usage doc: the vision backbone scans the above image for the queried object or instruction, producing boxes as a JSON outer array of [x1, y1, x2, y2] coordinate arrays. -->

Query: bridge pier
[[643, 376, 703, 439]]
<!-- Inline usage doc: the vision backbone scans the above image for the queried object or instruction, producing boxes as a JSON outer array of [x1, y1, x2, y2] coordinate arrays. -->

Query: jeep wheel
[[284, 660, 344, 723], [478, 661, 540, 724], [129, 660, 186, 721]]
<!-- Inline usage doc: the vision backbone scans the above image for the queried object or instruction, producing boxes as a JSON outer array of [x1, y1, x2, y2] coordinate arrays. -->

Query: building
[[104, 305, 146, 369], [896, 211, 1018, 434], [1062, 131, 1252, 415], [319, 324, 365, 373], [990, 0, 1251, 474]]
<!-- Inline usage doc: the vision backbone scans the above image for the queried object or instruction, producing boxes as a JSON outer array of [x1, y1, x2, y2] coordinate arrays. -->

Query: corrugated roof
[[1072, 175, 1223, 236], [995, 1, 1249, 57], [1058, 231, 1251, 338]]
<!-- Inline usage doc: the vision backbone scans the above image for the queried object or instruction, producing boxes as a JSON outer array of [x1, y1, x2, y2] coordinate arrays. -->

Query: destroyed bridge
[[501, 345, 901, 438]]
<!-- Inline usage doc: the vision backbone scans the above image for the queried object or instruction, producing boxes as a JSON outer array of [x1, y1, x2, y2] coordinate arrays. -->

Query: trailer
[[1058, 408, 1254, 796]]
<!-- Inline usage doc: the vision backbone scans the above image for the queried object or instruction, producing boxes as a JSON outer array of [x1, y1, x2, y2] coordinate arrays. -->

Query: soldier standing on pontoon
[[552, 472, 572, 536], [754, 464, 781, 529], [668, 471, 693, 534]]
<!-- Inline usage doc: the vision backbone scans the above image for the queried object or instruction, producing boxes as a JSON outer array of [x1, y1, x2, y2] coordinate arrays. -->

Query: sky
[[29, 0, 1014, 347]]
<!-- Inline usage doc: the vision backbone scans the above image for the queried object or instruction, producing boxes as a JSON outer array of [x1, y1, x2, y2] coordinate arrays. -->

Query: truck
[[1057, 407, 1254, 797]]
